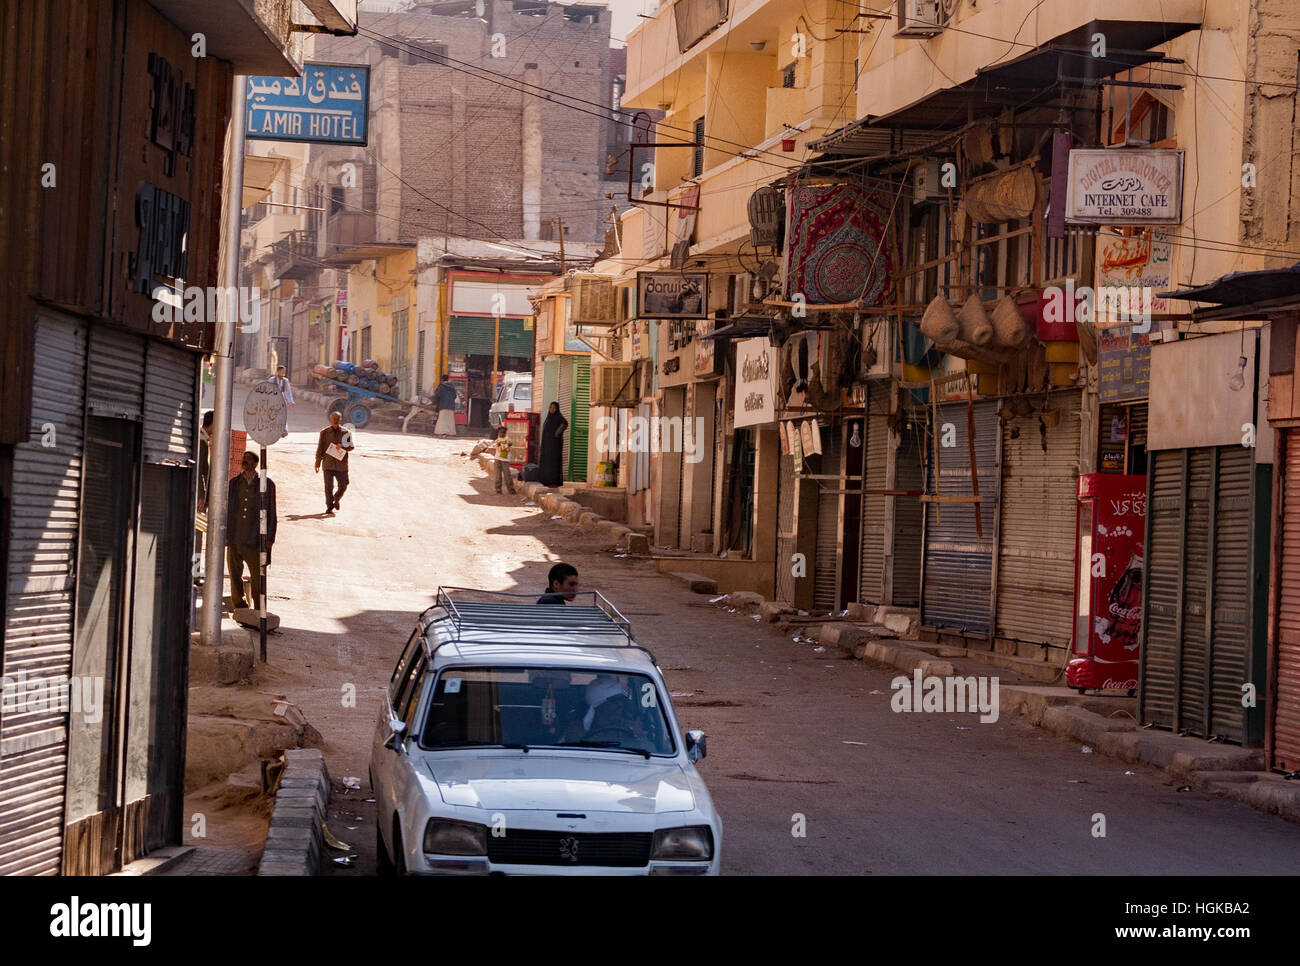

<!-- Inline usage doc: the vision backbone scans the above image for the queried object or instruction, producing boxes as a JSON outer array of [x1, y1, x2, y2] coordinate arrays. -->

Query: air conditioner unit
[[896, 0, 945, 38], [591, 363, 638, 407], [912, 158, 946, 204]]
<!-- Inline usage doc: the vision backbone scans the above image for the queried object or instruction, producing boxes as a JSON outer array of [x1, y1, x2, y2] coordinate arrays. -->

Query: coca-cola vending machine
[[1068, 473, 1147, 693]]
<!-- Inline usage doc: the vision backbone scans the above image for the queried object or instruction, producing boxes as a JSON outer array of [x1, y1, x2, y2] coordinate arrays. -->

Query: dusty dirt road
[[212, 386, 1300, 875]]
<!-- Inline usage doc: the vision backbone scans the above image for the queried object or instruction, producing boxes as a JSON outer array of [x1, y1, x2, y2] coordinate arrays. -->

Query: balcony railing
[[270, 229, 318, 280]]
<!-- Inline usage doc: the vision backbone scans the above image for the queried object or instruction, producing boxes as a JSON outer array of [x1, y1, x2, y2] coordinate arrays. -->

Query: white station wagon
[[369, 588, 722, 875]]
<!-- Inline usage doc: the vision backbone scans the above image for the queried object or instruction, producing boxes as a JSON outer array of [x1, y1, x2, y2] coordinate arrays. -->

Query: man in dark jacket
[[432, 374, 458, 435], [227, 450, 277, 611], [315, 411, 355, 515]]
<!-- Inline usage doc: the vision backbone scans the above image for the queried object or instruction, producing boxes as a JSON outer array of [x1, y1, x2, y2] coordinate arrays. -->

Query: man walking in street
[[433, 373, 458, 436], [227, 450, 277, 611], [272, 365, 295, 438], [537, 562, 579, 604], [315, 410, 354, 516], [492, 426, 516, 495]]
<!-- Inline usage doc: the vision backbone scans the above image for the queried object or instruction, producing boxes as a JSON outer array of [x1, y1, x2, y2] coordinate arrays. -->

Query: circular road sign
[[243, 380, 288, 446]]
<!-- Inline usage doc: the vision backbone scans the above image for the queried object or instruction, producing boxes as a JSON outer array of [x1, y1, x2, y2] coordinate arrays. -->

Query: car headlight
[[423, 819, 488, 856], [651, 826, 713, 861]]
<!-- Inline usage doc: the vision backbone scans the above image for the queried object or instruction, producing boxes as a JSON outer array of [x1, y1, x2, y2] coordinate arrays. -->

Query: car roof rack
[[421, 587, 638, 649]]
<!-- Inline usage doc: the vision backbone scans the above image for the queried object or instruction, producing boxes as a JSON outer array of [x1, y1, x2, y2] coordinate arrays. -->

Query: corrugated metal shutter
[[891, 423, 924, 607], [570, 357, 590, 483], [814, 424, 843, 612], [776, 452, 797, 603], [142, 342, 198, 465], [558, 358, 573, 479], [1140, 449, 1184, 731], [859, 384, 891, 604], [448, 316, 496, 355], [995, 391, 1082, 646], [1275, 430, 1300, 771], [497, 318, 534, 359], [922, 400, 999, 633], [87, 326, 144, 420], [0, 311, 86, 875], [1141, 446, 1253, 743], [1210, 447, 1252, 744], [1128, 403, 1148, 449]]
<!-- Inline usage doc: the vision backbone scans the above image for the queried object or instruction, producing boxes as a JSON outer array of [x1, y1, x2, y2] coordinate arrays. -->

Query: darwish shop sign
[[637, 272, 708, 319], [734, 337, 777, 428], [1065, 149, 1184, 225]]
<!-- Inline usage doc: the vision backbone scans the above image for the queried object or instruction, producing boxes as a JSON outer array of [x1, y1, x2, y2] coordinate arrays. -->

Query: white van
[[489, 373, 532, 429]]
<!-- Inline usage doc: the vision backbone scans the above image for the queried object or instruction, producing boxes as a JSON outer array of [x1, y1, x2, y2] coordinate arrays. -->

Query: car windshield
[[513, 382, 531, 402], [420, 666, 675, 756]]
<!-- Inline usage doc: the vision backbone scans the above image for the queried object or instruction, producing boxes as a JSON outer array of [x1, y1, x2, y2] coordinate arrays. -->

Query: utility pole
[[554, 217, 566, 274], [201, 75, 247, 646]]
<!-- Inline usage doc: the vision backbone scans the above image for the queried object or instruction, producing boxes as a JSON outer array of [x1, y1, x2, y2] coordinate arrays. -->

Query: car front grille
[[486, 830, 653, 868]]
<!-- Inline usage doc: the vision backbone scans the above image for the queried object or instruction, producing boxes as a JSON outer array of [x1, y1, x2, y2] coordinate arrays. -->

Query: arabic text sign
[[1095, 229, 1172, 402], [243, 381, 288, 446], [1065, 149, 1184, 225], [734, 337, 776, 428], [246, 64, 369, 145]]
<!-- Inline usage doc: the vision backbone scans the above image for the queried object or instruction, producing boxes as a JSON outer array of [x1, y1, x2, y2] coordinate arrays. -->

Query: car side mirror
[[685, 729, 707, 763], [385, 717, 407, 751]]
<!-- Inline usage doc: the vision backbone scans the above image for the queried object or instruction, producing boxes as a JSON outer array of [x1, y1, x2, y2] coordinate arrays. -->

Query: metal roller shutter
[[814, 425, 843, 612], [87, 326, 145, 420], [1141, 446, 1254, 743], [922, 400, 999, 634], [859, 384, 890, 605], [995, 391, 1082, 646], [891, 424, 924, 607], [1140, 450, 1185, 730], [1209, 447, 1253, 744], [142, 342, 198, 465], [0, 311, 86, 875], [448, 316, 496, 356], [776, 452, 797, 603], [1275, 431, 1300, 771]]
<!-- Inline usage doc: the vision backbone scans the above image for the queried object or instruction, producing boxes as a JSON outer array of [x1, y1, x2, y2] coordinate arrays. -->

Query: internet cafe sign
[[734, 337, 777, 428], [1066, 149, 1184, 225]]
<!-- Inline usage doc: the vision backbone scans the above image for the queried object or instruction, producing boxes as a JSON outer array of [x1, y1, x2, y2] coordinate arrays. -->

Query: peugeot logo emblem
[[558, 836, 579, 863]]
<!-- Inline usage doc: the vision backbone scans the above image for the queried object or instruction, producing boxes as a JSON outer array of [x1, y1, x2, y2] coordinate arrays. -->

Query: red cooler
[[1067, 473, 1147, 693]]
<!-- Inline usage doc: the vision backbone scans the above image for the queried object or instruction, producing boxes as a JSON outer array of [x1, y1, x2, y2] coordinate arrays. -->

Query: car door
[[372, 629, 423, 815], [385, 651, 431, 858]]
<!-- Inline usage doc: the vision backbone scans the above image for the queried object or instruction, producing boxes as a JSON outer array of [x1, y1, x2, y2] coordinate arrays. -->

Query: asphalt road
[[217, 383, 1300, 875]]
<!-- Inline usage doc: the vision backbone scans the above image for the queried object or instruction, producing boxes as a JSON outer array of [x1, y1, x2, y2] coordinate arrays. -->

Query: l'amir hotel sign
[[1065, 149, 1184, 225], [246, 64, 370, 145]]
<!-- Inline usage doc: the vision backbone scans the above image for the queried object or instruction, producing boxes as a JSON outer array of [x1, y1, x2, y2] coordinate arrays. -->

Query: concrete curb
[[258, 748, 331, 876], [478, 458, 644, 554]]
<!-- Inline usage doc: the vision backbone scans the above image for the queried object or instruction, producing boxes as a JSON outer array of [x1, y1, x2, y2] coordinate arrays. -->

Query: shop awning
[[1161, 262, 1300, 320], [699, 318, 773, 341], [822, 21, 1195, 139]]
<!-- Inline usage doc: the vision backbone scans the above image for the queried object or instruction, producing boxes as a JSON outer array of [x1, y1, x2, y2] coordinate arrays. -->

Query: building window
[[330, 186, 345, 216], [782, 62, 796, 89], [361, 325, 372, 363], [693, 116, 705, 178], [412, 42, 447, 66]]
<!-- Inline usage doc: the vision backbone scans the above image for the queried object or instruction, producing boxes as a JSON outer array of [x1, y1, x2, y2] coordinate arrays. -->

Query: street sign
[[245, 64, 370, 145], [244, 380, 288, 445]]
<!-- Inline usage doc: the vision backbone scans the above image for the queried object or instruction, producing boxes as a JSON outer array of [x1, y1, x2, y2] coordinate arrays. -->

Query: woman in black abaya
[[539, 401, 568, 487]]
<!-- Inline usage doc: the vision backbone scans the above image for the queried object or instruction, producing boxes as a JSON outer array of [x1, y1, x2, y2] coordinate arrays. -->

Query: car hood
[[424, 753, 696, 814]]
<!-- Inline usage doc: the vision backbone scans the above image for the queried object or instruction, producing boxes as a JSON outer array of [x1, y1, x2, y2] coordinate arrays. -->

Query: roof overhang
[[855, 21, 1195, 134], [146, 0, 300, 75], [241, 155, 286, 208], [1161, 263, 1300, 321]]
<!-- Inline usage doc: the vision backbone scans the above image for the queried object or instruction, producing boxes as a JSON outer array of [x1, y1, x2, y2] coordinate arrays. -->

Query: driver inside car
[[581, 695, 649, 746]]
